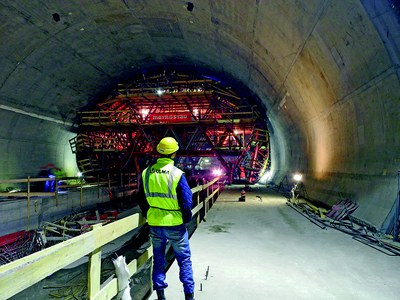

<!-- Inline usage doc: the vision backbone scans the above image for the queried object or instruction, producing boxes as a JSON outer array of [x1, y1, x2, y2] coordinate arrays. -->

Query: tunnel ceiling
[[0, 1, 397, 121], [1, 1, 400, 226], [2, 0, 346, 121]]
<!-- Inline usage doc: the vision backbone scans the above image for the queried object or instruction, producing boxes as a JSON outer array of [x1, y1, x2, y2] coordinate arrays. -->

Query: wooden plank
[[43, 221, 81, 232], [92, 278, 118, 300], [191, 202, 204, 215], [127, 246, 153, 276], [45, 237, 70, 241], [92, 246, 153, 300], [136, 246, 153, 272], [0, 213, 146, 299], [88, 222, 102, 298], [205, 188, 219, 203], [64, 220, 107, 226], [191, 186, 202, 193], [44, 227, 73, 238], [89, 248, 102, 296], [190, 177, 220, 194]]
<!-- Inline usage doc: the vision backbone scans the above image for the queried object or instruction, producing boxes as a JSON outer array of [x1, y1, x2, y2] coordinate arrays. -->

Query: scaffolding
[[70, 72, 271, 184]]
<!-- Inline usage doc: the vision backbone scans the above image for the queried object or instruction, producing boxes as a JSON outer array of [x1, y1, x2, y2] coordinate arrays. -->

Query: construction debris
[[0, 230, 43, 265], [326, 199, 359, 221], [40, 209, 118, 247], [286, 198, 400, 256]]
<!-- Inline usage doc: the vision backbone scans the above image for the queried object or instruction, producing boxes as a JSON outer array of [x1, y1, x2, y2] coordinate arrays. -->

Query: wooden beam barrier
[[192, 202, 204, 216], [204, 186, 220, 214], [0, 177, 224, 300], [88, 224, 103, 298], [91, 246, 154, 300], [0, 213, 146, 300], [89, 178, 222, 299], [88, 247, 102, 297], [205, 187, 219, 204], [89, 176, 223, 300], [190, 176, 220, 194], [92, 181, 219, 299]]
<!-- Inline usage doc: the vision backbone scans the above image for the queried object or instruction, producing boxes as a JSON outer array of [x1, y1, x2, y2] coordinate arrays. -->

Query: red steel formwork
[[70, 73, 270, 184]]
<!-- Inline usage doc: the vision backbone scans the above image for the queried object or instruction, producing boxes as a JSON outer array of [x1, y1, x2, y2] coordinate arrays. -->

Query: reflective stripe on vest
[[143, 164, 181, 202], [142, 158, 184, 226]]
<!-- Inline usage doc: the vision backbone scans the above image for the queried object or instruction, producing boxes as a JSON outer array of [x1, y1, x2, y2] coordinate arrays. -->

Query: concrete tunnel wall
[[0, 1, 399, 230]]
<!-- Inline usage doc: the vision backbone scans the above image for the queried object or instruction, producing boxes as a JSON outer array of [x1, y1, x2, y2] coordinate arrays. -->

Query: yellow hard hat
[[156, 137, 179, 155]]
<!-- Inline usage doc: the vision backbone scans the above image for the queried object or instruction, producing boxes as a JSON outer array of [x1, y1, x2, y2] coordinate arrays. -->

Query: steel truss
[[70, 73, 270, 184]]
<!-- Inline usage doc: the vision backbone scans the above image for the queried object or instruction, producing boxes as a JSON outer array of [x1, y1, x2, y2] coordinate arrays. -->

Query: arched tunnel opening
[[70, 70, 271, 186], [0, 1, 400, 299]]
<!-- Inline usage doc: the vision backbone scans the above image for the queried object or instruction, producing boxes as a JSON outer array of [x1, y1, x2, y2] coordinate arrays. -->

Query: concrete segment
[[150, 186, 400, 300]]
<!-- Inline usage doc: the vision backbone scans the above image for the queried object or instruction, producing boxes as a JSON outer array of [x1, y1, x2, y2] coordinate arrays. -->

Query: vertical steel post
[[97, 175, 100, 200], [206, 183, 210, 214], [55, 177, 58, 207], [197, 187, 200, 206], [197, 184, 201, 225], [80, 180, 83, 207], [27, 176, 30, 231], [394, 171, 400, 241]]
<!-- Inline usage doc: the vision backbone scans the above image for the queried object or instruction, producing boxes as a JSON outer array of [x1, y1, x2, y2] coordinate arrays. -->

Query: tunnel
[[0, 1, 400, 298], [1, 0, 399, 232]]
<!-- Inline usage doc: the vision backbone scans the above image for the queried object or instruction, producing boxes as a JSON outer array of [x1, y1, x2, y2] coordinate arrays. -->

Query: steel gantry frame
[[70, 73, 270, 184]]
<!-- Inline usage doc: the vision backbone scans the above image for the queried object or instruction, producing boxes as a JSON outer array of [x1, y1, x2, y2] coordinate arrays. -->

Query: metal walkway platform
[[150, 185, 400, 300]]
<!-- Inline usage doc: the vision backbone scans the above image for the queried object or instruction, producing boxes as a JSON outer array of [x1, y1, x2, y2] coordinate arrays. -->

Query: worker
[[138, 137, 195, 300]]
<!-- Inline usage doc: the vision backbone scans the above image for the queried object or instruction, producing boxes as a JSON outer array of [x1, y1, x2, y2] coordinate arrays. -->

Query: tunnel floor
[[150, 185, 400, 300]]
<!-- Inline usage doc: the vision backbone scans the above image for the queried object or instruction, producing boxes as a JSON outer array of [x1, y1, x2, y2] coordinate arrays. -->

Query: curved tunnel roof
[[0, 1, 399, 228]]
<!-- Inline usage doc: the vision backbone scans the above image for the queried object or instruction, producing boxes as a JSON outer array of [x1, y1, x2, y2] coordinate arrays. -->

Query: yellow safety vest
[[142, 158, 184, 226]]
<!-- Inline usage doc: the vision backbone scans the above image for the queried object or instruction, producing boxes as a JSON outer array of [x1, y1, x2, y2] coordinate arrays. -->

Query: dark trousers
[[150, 225, 195, 294]]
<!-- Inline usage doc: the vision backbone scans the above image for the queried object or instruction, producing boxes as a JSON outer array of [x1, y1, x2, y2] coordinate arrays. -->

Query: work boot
[[185, 293, 194, 300], [156, 289, 166, 300]]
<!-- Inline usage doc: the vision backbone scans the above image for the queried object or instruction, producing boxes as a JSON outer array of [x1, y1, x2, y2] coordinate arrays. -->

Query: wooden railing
[[0, 177, 224, 299]]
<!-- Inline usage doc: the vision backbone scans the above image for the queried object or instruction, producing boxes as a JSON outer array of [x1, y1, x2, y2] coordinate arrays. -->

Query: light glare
[[293, 173, 303, 182], [212, 168, 223, 176]]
